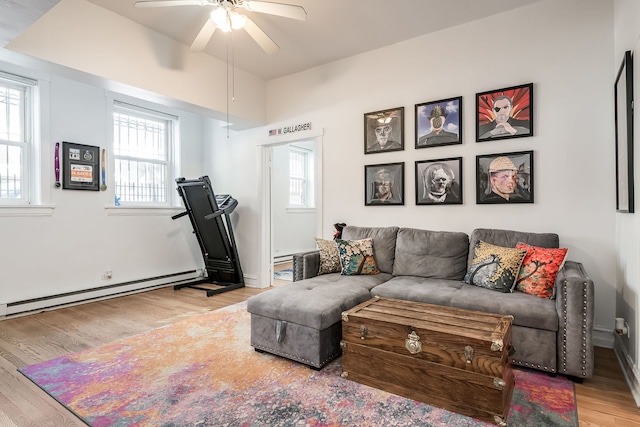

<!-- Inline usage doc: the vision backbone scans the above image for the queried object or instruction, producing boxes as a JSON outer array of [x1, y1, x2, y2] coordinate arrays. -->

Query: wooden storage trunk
[[341, 297, 514, 426]]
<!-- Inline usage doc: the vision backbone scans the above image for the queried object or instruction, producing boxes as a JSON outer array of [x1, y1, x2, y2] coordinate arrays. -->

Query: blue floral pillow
[[335, 238, 380, 275], [463, 240, 527, 292]]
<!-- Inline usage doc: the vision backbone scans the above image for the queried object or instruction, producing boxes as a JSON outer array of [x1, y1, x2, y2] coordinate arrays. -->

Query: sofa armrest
[[555, 260, 594, 379], [292, 250, 320, 281]]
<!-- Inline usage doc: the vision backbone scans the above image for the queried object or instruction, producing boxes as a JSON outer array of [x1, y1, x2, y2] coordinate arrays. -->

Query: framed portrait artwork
[[415, 96, 462, 149], [415, 157, 462, 205], [364, 107, 404, 154], [62, 141, 100, 191], [364, 162, 404, 206], [615, 50, 634, 213], [476, 150, 533, 204], [476, 83, 533, 142]]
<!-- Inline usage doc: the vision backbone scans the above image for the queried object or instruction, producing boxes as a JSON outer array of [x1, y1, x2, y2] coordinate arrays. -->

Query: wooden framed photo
[[364, 162, 404, 205], [415, 96, 462, 149], [415, 157, 462, 205], [476, 150, 533, 204], [476, 83, 533, 142], [62, 141, 100, 191], [364, 107, 404, 154], [615, 50, 634, 213]]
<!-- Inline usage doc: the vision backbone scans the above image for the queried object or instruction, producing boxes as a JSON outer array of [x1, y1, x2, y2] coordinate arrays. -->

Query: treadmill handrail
[[171, 211, 189, 220], [204, 210, 225, 221]]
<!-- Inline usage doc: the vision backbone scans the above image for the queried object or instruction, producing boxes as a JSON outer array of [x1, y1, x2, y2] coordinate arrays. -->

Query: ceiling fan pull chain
[[231, 29, 236, 103], [226, 29, 230, 139]]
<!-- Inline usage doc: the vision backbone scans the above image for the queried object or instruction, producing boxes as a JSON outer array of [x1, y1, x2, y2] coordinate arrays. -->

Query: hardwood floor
[[576, 346, 640, 426], [0, 286, 638, 426]]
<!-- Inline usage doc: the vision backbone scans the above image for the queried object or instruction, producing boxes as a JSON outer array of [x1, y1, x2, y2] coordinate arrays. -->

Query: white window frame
[[287, 145, 315, 209], [0, 71, 37, 206], [112, 101, 178, 208]]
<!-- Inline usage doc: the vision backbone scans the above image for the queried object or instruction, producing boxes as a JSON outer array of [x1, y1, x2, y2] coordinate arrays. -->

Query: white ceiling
[[5, 0, 544, 81]]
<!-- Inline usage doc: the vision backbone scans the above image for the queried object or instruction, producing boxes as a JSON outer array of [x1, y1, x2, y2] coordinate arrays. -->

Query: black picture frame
[[364, 162, 404, 206], [62, 141, 100, 191], [364, 107, 404, 154], [415, 157, 463, 205], [476, 83, 533, 142], [415, 96, 462, 149], [615, 50, 634, 213], [476, 150, 533, 204]]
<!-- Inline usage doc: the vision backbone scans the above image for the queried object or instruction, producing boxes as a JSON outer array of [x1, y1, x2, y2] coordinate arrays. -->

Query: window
[[0, 72, 35, 205], [288, 146, 314, 208], [112, 102, 176, 206]]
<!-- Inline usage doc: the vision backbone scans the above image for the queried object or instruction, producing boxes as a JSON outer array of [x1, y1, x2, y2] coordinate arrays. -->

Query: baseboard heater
[[2, 270, 199, 319], [274, 254, 294, 264]]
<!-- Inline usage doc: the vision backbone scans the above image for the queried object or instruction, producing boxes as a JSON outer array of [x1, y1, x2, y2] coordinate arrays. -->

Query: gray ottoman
[[247, 272, 391, 368]]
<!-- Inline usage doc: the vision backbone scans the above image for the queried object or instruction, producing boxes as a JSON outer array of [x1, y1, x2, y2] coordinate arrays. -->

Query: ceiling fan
[[134, 0, 307, 55]]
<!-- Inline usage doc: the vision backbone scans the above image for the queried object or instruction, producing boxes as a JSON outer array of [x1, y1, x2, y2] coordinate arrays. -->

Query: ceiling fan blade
[[135, 0, 209, 8], [243, 18, 279, 55], [190, 19, 217, 51], [243, 1, 307, 21]]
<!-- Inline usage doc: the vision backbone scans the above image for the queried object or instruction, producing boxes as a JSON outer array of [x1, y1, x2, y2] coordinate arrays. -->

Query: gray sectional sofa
[[247, 226, 594, 380]]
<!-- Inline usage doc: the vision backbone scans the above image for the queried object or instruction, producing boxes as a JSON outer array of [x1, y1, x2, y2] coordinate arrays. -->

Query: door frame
[[258, 129, 324, 288]]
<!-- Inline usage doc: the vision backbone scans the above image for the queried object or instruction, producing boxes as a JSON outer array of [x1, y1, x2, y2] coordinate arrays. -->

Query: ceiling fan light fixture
[[140, 0, 304, 54], [230, 11, 247, 30], [220, 21, 232, 32], [210, 7, 228, 27]]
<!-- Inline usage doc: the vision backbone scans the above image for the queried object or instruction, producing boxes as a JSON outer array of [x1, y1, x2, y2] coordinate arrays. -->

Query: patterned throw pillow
[[515, 242, 568, 298], [315, 238, 342, 275], [335, 238, 380, 276], [463, 240, 527, 293]]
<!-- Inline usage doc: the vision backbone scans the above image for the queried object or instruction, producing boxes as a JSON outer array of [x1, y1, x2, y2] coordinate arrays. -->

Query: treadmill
[[172, 176, 244, 296]]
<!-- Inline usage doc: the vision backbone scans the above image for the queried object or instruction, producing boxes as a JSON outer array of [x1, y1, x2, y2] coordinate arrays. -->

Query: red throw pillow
[[515, 243, 568, 298]]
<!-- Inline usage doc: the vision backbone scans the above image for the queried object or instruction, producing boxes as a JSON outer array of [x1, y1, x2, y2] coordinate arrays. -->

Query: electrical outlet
[[101, 271, 113, 280]]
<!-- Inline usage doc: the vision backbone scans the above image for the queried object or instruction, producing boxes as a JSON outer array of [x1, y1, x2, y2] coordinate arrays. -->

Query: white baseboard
[[593, 326, 615, 348], [243, 274, 259, 288], [614, 333, 640, 407]]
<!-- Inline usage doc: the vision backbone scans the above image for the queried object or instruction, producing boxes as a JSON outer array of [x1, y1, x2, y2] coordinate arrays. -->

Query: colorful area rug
[[19, 302, 577, 427], [274, 268, 293, 281]]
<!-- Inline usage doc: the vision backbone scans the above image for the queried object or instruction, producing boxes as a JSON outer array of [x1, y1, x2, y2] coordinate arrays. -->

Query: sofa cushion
[[335, 238, 380, 275], [392, 228, 469, 280], [515, 243, 568, 298], [371, 276, 558, 331], [247, 272, 393, 330], [315, 238, 341, 275], [468, 228, 559, 270], [464, 241, 527, 293], [372, 276, 466, 306], [341, 226, 399, 274], [450, 285, 558, 332]]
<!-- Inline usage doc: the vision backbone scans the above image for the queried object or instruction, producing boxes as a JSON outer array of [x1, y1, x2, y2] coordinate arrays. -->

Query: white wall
[[614, 0, 640, 403], [213, 0, 617, 336], [0, 61, 206, 306]]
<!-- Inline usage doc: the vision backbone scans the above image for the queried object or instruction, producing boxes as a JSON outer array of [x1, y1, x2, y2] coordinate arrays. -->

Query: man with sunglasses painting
[[479, 95, 529, 139]]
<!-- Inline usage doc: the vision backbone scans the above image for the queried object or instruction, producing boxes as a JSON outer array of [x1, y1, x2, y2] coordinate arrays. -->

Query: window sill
[[0, 205, 55, 217], [285, 207, 316, 214], [105, 206, 184, 216]]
